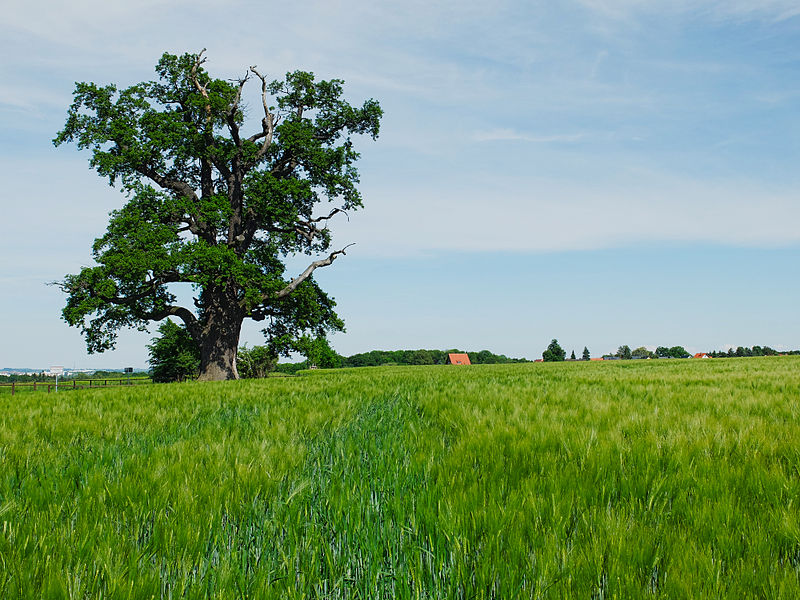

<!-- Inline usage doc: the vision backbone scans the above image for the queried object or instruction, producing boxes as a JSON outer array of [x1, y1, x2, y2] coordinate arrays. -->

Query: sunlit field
[[1, 357, 799, 598]]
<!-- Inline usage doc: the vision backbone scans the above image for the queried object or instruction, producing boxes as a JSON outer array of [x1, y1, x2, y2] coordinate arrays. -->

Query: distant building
[[589, 358, 604, 362], [447, 353, 471, 365], [693, 353, 711, 359]]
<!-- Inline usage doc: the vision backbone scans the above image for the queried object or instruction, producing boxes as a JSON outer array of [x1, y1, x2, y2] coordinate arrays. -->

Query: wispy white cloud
[[0, 84, 68, 117], [576, 0, 800, 22], [474, 129, 586, 143], [346, 171, 800, 256]]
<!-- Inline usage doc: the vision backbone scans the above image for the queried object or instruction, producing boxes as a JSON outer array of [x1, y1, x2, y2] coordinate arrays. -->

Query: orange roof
[[693, 353, 711, 359], [447, 353, 471, 365], [590, 357, 604, 361]]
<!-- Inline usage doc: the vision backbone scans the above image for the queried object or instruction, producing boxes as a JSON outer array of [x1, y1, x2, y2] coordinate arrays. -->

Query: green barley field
[[1, 357, 799, 598]]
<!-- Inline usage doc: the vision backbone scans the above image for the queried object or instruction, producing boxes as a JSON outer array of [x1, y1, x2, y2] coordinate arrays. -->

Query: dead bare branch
[[307, 208, 347, 224], [274, 244, 355, 299], [262, 209, 346, 244], [247, 66, 276, 162], [190, 48, 212, 124]]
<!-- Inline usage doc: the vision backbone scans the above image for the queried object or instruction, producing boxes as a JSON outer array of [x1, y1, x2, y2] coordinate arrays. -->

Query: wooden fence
[[0, 377, 153, 396]]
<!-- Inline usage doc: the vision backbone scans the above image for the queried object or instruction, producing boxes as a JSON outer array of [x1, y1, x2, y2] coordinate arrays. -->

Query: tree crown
[[54, 51, 381, 363]]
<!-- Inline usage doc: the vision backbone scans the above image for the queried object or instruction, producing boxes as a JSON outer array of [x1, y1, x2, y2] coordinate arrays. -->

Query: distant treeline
[[707, 346, 799, 358], [343, 349, 528, 367], [0, 370, 148, 383], [273, 348, 528, 374], [0, 373, 60, 383], [544, 340, 800, 362]]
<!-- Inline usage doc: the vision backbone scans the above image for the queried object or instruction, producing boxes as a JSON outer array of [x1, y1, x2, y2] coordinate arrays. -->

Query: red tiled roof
[[693, 353, 710, 359], [447, 353, 471, 365]]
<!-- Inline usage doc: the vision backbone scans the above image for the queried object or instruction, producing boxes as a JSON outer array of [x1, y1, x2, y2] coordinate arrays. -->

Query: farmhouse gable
[[447, 353, 471, 365]]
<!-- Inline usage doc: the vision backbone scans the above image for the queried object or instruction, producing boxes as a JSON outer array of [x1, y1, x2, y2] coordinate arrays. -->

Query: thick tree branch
[[132, 161, 216, 244], [200, 156, 214, 198], [147, 305, 201, 339], [136, 164, 199, 201], [92, 279, 200, 341], [270, 152, 299, 178], [165, 211, 205, 239], [274, 244, 354, 300], [88, 272, 181, 305]]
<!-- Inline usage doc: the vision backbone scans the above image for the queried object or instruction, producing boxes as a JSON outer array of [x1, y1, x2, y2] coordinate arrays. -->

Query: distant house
[[693, 353, 711, 359], [589, 357, 604, 362], [447, 353, 471, 365]]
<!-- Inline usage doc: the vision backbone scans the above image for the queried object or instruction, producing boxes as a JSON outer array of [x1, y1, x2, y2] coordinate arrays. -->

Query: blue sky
[[1, 0, 799, 368]]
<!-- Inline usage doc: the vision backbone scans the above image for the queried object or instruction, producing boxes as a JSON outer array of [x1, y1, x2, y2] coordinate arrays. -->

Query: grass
[[1, 357, 799, 598]]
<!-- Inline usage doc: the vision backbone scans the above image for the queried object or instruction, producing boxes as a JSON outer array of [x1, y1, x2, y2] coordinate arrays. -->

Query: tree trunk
[[196, 291, 244, 381]]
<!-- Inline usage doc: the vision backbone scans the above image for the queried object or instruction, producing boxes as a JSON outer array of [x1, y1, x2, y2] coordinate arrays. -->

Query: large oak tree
[[55, 51, 382, 380]]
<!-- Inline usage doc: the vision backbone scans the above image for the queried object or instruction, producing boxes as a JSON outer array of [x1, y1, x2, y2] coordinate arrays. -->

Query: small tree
[[570, 350, 576, 360], [582, 346, 590, 361], [237, 345, 278, 378], [147, 320, 200, 382], [616, 345, 632, 360], [542, 339, 566, 362], [295, 336, 341, 369], [631, 346, 653, 359]]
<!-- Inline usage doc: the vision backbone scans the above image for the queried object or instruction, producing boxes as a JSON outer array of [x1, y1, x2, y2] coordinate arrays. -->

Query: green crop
[[1, 357, 799, 598]]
